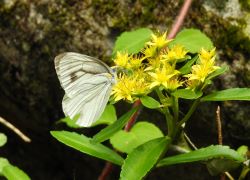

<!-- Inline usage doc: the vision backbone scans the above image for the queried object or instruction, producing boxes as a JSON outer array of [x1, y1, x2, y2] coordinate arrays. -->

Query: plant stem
[[98, 162, 113, 180], [172, 96, 179, 121], [168, 0, 193, 39], [177, 98, 200, 127], [165, 108, 174, 137], [124, 100, 142, 131], [238, 166, 250, 180]]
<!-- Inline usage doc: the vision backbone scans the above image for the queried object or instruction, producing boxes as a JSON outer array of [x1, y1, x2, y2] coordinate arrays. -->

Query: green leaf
[[140, 96, 161, 109], [0, 158, 10, 174], [0, 133, 7, 147], [57, 116, 80, 128], [206, 65, 229, 80], [172, 89, 202, 99], [120, 137, 171, 180], [2, 164, 30, 180], [170, 29, 213, 53], [110, 122, 164, 153], [237, 145, 248, 157], [112, 28, 153, 56], [51, 131, 124, 165], [206, 158, 242, 175], [157, 145, 245, 167], [92, 107, 139, 143], [179, 55, 198, 74], [201, 88, 250, 101], [93, 104, 117, 126]]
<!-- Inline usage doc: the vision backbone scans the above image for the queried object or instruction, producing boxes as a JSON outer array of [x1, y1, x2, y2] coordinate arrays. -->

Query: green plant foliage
[[92, 107, 138, 143], [206, 158, 242, 175], [140, 96, 161, 109], [120, 137, 171, 180], [110, 122, 164, 153], [179, 55, 198, 74], [58, 116, 80, 128], [0, 133, 7, 147], [52, 26, 250, 179], [157, 145, 245, 167], [172, 89, 203, 99], [50, 131, 124, 165], [0, 158, 9, 173], [93, 104, 117, 126], [112, 28, 153, 56], [206, 65, 229, 80], [0, 158, 30, 180], [170, 29, 213, 53], [201, 88, 250, 101], [237, 145, 248, 157], [2, 165, 30, 180]]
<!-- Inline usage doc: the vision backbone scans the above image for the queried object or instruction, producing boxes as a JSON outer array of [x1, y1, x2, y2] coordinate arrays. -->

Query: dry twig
[[0, 116, 31, 143]]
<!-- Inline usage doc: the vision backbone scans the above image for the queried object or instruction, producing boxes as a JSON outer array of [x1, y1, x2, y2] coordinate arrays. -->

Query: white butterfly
[[55, 52, 116, 127]]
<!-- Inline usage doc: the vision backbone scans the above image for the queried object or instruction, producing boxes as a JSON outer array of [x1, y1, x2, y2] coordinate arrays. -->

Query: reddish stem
[[98, 1, 193, 179], [168, 0, 193, 39], [124, 100, 142, 131], [98, 162, 113, 180]]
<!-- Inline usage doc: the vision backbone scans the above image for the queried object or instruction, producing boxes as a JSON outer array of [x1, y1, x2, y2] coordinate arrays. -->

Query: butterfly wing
[[54, 52, 115, 127]]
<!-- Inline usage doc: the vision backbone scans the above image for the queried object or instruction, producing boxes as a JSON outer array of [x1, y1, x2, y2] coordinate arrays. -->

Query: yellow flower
[[111, 74, 133, 102], [127, 56, 144, 69], [132, 72, 151, 96], [114, 51, 130, 68], [145, 57, 161, 71], [148, 63, 180, 89], [164, 78, 183, 91], [185, 48, 220, 89], [161, 44, 188, 62], [111, 71, 150, 102], [142, 45, 157, 58], [199, 47, 216, 63], [147, 32, 172, 49]]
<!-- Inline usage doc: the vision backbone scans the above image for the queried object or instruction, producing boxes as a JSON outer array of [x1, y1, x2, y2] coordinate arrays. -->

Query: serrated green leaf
[[179, 55, 198, 74], [120, 137, 171, 180], [170, 29, 213, 53], [201, 88, 250, 101], [110, 122, 164, 153], [0, 133, 7, 147], [112, 28, 153, 56], [157, 145, 245, 167], [140, 96, 161, 109], [172, 89, 202, 99], [92, 107, 138, 143], [2, 164, 30, 180], [93, 104, 117, 126], [51, 131, 124, 165]]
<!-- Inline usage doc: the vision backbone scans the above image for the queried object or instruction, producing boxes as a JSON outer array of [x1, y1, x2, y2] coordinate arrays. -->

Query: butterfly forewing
[[54, 52, 115, 127]]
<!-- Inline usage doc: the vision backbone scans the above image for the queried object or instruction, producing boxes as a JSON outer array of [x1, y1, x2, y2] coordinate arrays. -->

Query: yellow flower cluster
[[112, 31, 220, 102], [161, 45, 188, 63], [185, 48, 220, 89], [111, 69, 150, 102]]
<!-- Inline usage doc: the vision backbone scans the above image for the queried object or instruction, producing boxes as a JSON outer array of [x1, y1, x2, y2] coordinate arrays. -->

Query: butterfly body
[[55, 52, 115, 127]]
